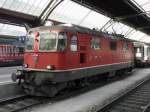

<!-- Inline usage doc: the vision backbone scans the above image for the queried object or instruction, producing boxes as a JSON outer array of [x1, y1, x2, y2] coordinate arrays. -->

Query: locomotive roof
[[29, 24, 131, 41], [133, 41, 150, 47]]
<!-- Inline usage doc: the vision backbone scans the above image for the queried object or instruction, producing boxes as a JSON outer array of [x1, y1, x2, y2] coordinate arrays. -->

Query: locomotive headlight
[[46, 65, 53, 70], [23, 64, 28, 68]]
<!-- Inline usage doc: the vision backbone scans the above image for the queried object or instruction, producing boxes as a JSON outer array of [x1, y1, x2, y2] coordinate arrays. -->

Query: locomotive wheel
[[22, 82, 35, 95], [22, 81, 67, 97], [108, 71, 116, 77], [74, 78, 90, 88], [40, 85, 58, 97], [23, 83, 58, 97], [40, 83, 67, 97], [128, 67, 133, 72]]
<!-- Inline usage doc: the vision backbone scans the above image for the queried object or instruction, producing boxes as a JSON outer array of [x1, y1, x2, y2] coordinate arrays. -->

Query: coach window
[[0, 47, 1, 55], [91, 38, 100, 50], [19, 47, 24, 53], [7, 47, 9, 54], [70, 35, 78, 51], [58, 32, 67, 51], [16, 47, 19, 53], [110, 41, 117, 50]]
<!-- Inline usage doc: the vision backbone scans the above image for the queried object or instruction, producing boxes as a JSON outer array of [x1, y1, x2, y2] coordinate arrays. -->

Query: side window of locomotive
[[123, 42, 128, 50], [91, 38, 100, 50], [110, 41, 117, 50], [70, 35, 78, 51], [26, 32, 34, 51], [58, 32, 67, 51]]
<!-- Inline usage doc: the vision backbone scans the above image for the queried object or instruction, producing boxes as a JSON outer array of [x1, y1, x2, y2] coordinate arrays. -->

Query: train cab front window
[[57, 33, 67, 51], [39, 32, 57, 51], [26, 33, 34, 51]]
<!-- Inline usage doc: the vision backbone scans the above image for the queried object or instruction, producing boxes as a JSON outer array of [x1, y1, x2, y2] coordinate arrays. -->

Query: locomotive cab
[[24, 27, 67, 70]]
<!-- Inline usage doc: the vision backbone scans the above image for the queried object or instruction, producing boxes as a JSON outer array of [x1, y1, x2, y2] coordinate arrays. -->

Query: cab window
[[39, 32, 57, 51], [57, 32, 67, 51], [26, 32, 34, 51]]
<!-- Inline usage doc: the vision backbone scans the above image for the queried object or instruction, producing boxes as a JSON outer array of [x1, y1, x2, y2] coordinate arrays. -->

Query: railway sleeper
[[117, 102, 146, 109], [135, 88, 150, 91], [122, 100, 148, 106], [111, 105, 142, 112], [125, 97, 150, 103], [129, 94, 150, 99], [132, 92, 150, 96]]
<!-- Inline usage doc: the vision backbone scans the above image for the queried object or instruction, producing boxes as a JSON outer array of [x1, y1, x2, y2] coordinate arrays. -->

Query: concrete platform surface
[[0, 82, 24, 102], [30, 68, 150, 112], [0, 66, 21, 82]]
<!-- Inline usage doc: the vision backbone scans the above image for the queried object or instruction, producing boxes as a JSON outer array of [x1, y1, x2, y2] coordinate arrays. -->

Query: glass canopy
[[130, 0, 150, 12], [0, 23, 26, 36], [48, 0, 150, 43], [49, 0, 110, 29], [101, 21, 150, 43], [0, 0, 150, 43], [0, 0, 51, 16]]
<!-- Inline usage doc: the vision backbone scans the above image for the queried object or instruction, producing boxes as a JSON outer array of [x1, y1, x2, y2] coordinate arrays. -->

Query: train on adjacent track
[[0, 44, 24, 66], [0, 36, 25, 66], [12, 24, 135, 97], [134, 42, 150, 67]]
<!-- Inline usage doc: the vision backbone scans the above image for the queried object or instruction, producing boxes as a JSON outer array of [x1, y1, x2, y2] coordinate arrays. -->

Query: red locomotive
[[12, 24, 134, 97], [0, 44, 23, 66]]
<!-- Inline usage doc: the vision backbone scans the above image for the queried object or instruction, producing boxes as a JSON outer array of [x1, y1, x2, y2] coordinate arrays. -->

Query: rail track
[[0, 70, 141, 112], [99, 78, 150, 112], [0, 95, 47, 112], [0, 73, 124, 112]]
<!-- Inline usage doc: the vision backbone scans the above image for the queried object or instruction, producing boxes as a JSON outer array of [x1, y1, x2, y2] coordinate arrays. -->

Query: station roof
[[72, 0, 150, 34], [1, 0, 150, 43], [0, 0, 50, 16], [0, 23, 26, 36]]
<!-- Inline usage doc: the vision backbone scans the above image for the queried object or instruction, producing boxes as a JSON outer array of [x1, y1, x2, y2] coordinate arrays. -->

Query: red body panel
[[24, 31, 134, 70]]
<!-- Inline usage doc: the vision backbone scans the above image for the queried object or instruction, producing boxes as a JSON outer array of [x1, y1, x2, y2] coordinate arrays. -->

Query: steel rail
[[99, 76, 150, 112]]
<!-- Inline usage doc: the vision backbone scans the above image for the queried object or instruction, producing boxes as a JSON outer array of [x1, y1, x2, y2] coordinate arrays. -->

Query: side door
[[78, 34, 89, 67], [66, 32, 79, 69], [110, 40, 117, 63]]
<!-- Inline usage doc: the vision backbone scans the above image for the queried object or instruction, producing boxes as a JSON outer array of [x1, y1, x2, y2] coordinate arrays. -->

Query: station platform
[[30, 68, 150, 112], [0, 66, 21, 82]]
